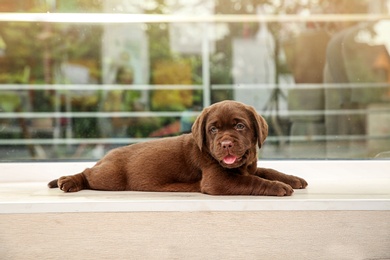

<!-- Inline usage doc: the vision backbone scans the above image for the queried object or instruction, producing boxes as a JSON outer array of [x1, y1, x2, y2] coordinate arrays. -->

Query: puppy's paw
[[58, 176, 82, 192], [284, 175, 308, 189], [266, 181, 294, 196]]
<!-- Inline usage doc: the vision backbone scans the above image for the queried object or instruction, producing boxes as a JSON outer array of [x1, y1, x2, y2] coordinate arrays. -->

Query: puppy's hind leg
[[48, 164, 96, 192], [48, 167, 94, 192], [49, 162, 127, 192], [47, 175, 86, 192], [56, 172, 89, 192]]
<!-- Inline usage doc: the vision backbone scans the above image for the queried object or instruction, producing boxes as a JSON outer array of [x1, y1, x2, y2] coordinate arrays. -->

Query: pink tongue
[[223, 155, 237, 165]]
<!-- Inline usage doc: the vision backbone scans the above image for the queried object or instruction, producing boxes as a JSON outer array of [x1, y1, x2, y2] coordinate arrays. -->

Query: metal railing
[[1, 83, 390, 146]]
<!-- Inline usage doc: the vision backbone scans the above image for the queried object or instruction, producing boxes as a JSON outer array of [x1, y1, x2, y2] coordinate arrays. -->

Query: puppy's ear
[[246, 105, 268, 148], [191, 108, 209, 151]]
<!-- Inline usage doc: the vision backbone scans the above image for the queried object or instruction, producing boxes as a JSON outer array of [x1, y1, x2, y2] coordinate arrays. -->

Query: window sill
[[1, 160, 389, 214]]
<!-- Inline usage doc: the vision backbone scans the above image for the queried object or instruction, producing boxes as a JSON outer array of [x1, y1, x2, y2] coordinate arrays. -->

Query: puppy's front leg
[[255, 168, 308, 189], [200, 167, 294, 196]]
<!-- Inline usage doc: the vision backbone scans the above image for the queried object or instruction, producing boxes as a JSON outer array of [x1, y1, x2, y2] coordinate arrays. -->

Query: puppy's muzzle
[[221, 140, 233, 150]]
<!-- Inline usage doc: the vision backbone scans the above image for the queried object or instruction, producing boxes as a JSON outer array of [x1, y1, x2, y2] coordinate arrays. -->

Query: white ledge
[[1, 160, 390, 213]]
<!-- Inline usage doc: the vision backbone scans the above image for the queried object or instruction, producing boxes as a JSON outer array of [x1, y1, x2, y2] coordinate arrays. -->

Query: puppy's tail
[[47, 179, 58, 188]]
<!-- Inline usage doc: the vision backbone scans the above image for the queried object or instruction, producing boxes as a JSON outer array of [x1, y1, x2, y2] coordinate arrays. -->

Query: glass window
[[0, 0, 389, 161]]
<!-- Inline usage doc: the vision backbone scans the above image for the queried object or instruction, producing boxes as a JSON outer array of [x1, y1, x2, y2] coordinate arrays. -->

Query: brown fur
[[48, 100, 307, 196]]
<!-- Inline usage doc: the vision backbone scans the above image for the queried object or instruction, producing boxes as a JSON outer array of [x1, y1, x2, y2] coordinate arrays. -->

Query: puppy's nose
[[221, 140, 233, 150]]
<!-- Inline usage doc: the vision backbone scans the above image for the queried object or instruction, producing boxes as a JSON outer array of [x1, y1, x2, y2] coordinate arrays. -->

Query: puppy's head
[[192, 100, 268, 169]]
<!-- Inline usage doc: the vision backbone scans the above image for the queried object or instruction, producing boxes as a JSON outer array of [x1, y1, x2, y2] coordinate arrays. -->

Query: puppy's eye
[[210, 126, 218, 134], [235, 123, 245, 130]]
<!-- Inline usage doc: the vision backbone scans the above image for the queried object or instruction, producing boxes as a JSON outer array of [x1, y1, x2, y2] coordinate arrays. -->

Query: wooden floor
[[1, 211, 390, 260]]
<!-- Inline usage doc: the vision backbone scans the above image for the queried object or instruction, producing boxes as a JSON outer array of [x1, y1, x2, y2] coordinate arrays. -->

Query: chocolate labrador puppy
[[48, 100, 307, 196]]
